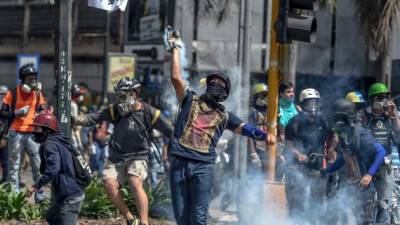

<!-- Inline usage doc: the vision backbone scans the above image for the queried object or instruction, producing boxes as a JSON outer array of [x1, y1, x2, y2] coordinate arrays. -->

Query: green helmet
[[368, 83, 389, 98]]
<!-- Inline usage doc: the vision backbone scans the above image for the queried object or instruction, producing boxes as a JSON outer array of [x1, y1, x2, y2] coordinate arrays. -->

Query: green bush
[[80, 177, 117, 219], [0, 183, 48, 221], [81, 177, 172, 220], [0, 177, 173, 221]]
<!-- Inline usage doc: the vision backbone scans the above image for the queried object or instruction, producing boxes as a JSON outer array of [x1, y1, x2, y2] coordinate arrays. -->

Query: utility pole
[[266, 0, 280, 183], [102, 11, 110, 105], [238, 0, 252, 178], [236, 1, 252, 223], [54, 0, 73, 136], [264, 0, 288, 219]]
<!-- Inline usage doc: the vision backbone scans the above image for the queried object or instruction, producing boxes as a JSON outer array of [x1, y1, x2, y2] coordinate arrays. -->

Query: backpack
[[68, 144, 93, 187]]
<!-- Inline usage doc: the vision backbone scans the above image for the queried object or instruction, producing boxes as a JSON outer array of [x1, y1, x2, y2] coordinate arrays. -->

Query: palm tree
[[198, 0, 234, 23], [355, 0, 400, 87]]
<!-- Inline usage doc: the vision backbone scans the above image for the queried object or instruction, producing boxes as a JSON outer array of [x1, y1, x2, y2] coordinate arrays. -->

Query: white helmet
[[0, 85, 8, 94], [299, 88, 320, 102]]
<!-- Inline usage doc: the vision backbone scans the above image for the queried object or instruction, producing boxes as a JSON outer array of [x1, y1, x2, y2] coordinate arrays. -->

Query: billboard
[[107, 53, 137, 93]]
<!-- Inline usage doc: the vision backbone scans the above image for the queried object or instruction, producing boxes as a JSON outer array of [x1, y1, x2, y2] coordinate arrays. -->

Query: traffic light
[[275, 0, 318, 43]]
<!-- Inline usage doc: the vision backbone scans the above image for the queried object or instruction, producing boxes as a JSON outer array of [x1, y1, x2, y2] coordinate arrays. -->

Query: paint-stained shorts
[[102, 159, 148, 184]]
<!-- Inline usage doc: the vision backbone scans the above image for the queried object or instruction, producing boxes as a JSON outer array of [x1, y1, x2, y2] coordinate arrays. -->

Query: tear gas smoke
[[160, 32, 367, 225]]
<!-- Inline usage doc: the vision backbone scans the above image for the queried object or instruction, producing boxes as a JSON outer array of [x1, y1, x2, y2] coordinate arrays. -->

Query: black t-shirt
[[86, 103, 173, 163], [285, 112, 331, 156]]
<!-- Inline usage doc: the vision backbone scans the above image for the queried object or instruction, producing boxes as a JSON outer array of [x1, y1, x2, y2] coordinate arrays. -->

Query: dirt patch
[[0, 218, 175, 225]]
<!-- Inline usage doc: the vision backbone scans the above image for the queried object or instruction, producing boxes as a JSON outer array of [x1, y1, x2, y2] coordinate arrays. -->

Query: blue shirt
[[328, 126, 386, 176], [169, 90, 243, 163], [392, 147, 400, 169]]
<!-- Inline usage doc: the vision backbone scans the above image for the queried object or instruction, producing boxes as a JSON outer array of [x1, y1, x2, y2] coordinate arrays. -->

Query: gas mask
[[333, 114, 354, 152], [206, 82, 227, 102], [116, 91, 136, 116], [255, 96, 268, 108], [371, 95, 388, 116], [22, 80, 41, 93]]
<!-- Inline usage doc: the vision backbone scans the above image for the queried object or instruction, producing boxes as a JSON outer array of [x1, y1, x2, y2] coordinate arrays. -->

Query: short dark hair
[[279, 81, 294, 94]]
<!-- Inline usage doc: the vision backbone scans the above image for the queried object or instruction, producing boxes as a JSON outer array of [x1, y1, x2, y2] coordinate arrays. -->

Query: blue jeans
[[374, 163, 394, 223], [7, 130, 41, 191], [169, 155, 214, 225], [89, 142, 105, 176], [46, 194, 84, 225]]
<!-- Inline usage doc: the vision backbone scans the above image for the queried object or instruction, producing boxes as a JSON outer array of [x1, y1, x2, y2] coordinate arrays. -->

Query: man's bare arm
[[171, 48, 186, 101]]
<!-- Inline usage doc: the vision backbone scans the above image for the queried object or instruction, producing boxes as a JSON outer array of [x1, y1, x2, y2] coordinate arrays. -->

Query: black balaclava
[[201, 82, 228, 112], [33, 128, 51, 143]]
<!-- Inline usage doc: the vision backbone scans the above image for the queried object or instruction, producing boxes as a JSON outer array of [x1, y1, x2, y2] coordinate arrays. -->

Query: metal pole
[[265, 0, 273, 70], [102, 12, 110, 105], [238, 0, 252, 178], [232, 0, 244, 181], [266, 0, 280, 182], [54, 0, 72, 137], [328, 5, 336, 76]]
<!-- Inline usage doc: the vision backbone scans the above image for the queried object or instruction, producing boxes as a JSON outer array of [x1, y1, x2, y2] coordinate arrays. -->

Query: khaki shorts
[[102, 160, 148, 184]]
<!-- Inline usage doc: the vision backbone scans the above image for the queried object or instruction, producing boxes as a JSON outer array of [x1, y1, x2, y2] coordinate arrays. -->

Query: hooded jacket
[[35, 132, 84, 203]]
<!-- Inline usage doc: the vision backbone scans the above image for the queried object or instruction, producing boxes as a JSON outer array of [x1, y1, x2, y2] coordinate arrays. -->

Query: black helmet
[[114, 77, 141, 93], [19, 64, 38, 80], [71, 84, 87, 97], [206, 73, 231, 96], [333, 99, 356, 120]]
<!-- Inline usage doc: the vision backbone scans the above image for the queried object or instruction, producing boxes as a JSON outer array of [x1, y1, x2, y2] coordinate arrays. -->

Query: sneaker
[[126, 218, 139, 225]]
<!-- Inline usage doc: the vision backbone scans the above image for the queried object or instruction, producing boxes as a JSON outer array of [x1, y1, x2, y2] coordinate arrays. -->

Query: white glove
[[250, 152, 262, 168], [14, 106, 30, 117], [163, 26, 183, 52]]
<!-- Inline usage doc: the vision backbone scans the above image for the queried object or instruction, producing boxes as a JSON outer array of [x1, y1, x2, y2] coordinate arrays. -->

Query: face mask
[[33, 132, 48, 143], [280, 97, 294, 106], [256, 97, 267, 107], [206, 82, 227, 102], [77, 95, 84, 103]]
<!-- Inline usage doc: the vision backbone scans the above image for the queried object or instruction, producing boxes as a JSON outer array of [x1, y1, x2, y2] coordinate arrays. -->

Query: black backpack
[[68, 144, 93, 187]]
